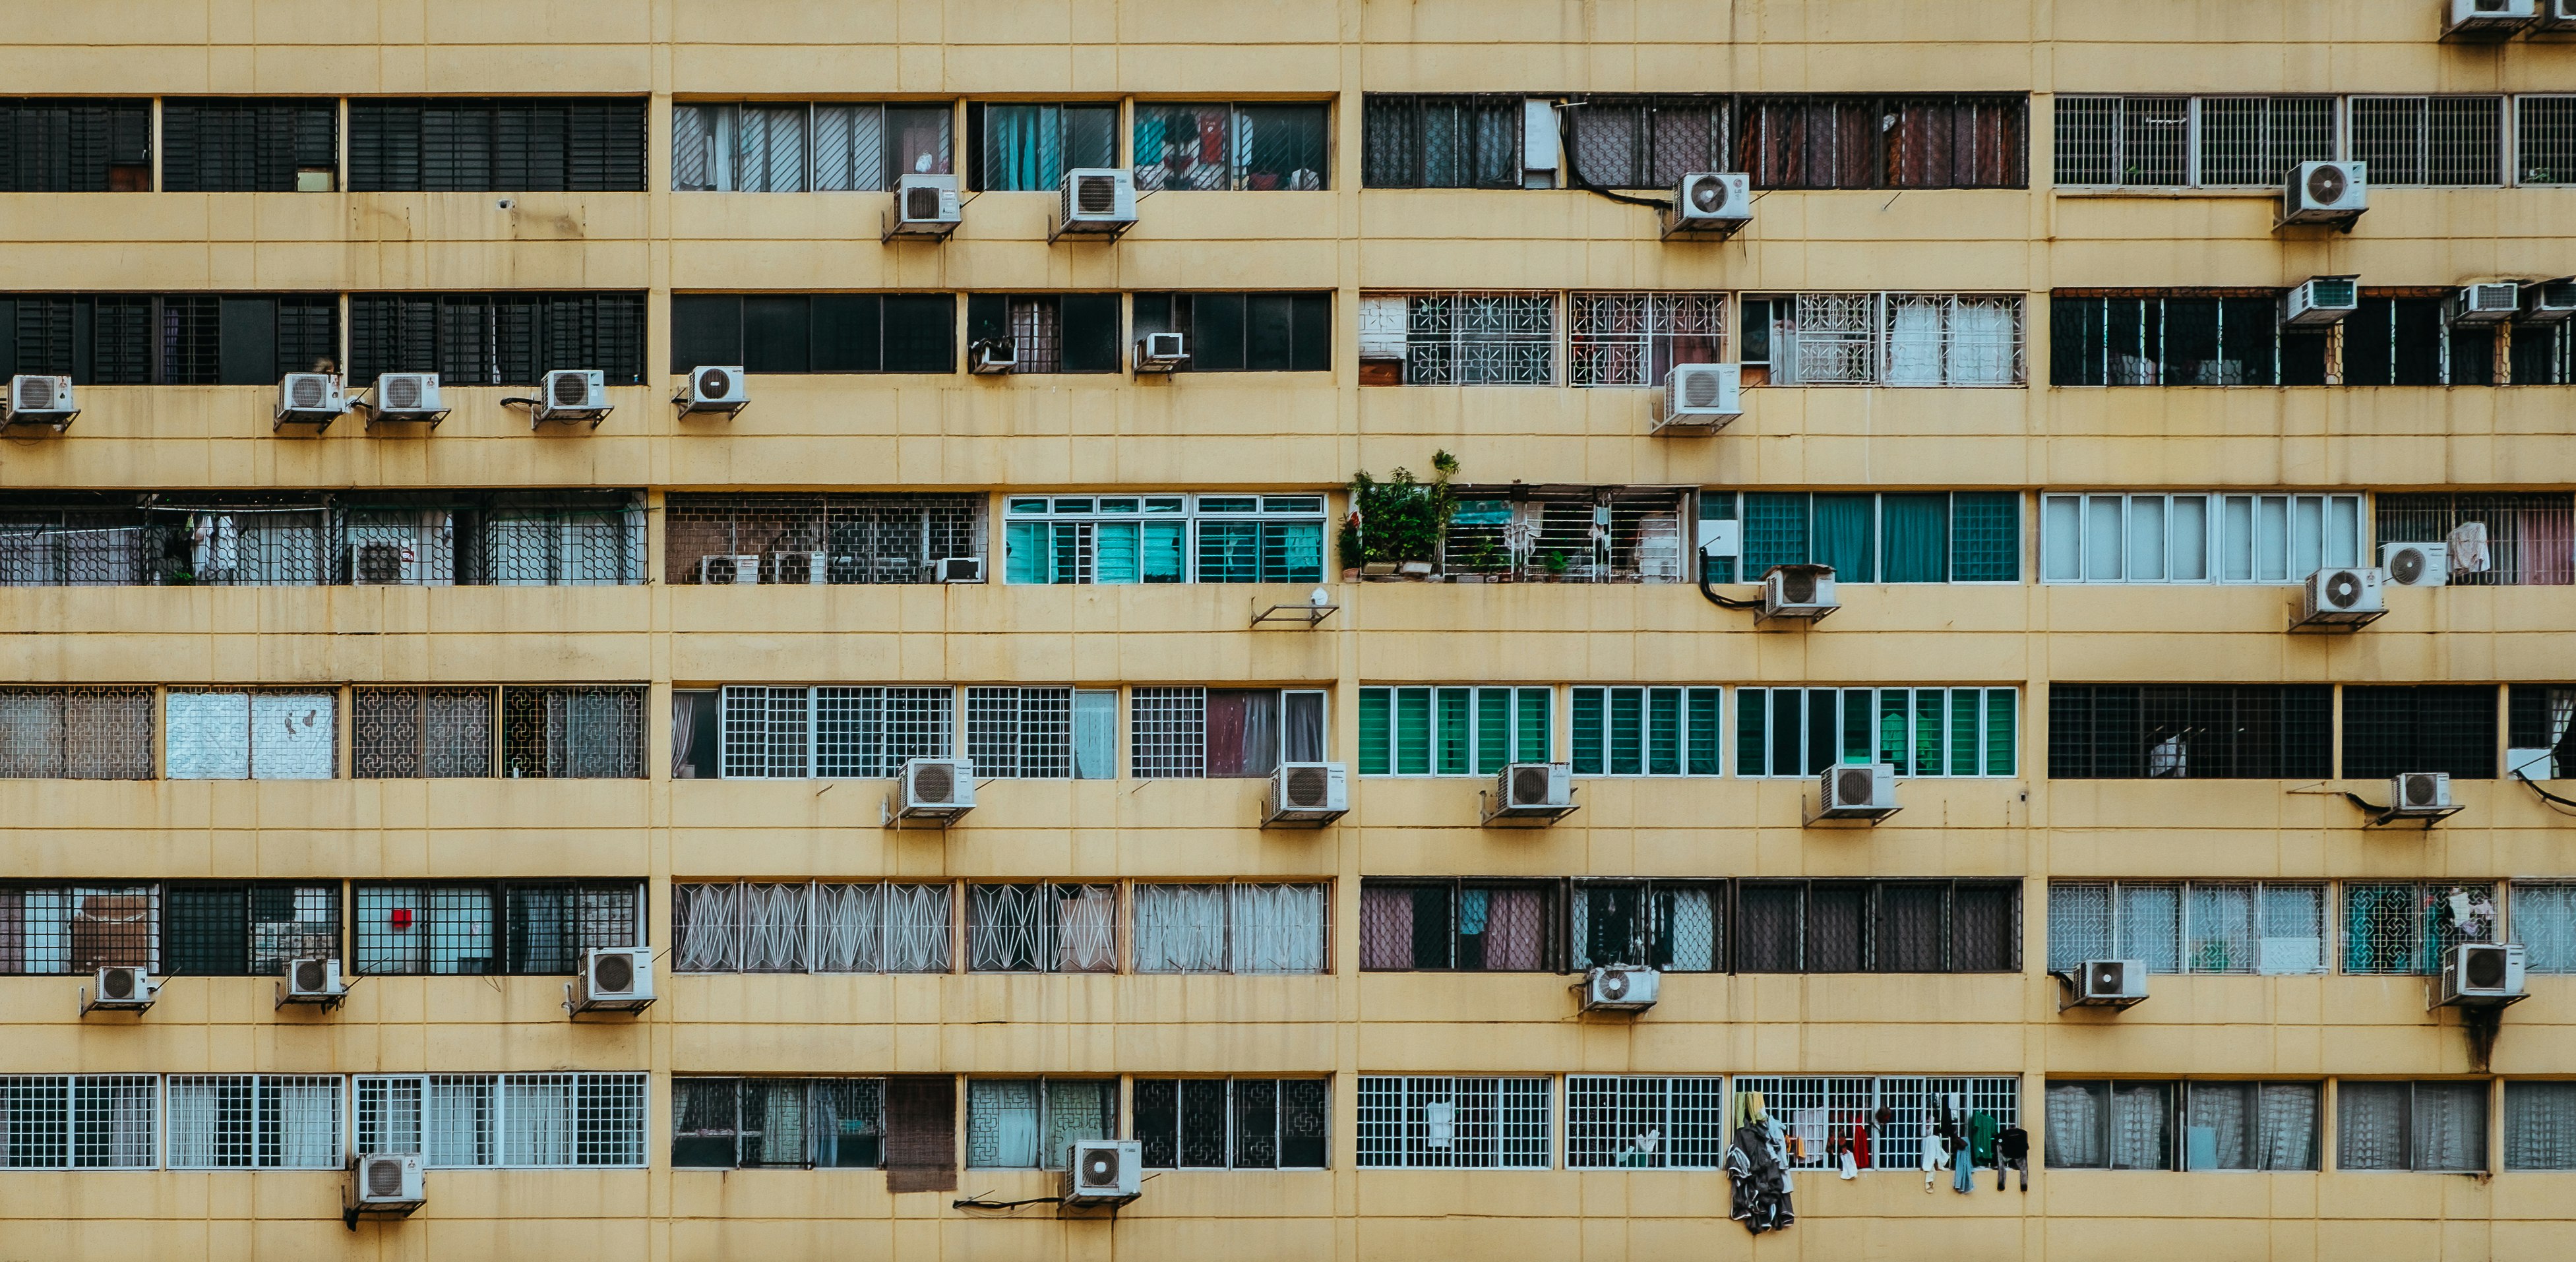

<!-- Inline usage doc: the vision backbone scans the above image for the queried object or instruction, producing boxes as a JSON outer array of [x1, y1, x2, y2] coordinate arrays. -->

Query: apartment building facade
[[1, 1, 2574, 1259]]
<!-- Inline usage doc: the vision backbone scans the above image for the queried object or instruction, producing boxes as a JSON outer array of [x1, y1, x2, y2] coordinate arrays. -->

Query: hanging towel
[[1951, 1140, 1974, 1193], [1850, 1119, 1871, 1168], [1969, 1110, 2000, 1166], [1837, 1147, 1858, 1180]]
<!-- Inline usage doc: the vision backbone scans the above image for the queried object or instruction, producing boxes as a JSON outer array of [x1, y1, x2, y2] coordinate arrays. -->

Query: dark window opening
[[1357, 880, 1558, 971], [1361, 94, 1525, 189], [2047, 684, 2333, 779], [350, 880, 640, 976], [0, 294, 338, 385], [967, 102, 1117, 191], [162, 99, 338, 192], [669, 293, 957, 375], [2343, 686, 2497, 781], [2046, 294, 2283, 386], [0, 99, 151, 191], [347, 98, 647, 192], [965, 293, 1120, 373], [162, 883, 340, 977], [1736, 95, 2026, 190], [1131, 292, 1331, 372], [1731, 879, 2019, 973], [346, 291, 646, 386]]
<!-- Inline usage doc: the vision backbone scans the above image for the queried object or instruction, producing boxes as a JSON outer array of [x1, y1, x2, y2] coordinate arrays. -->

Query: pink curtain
[[2520, 510, 2573, 585], [1359, 887, 1413, 970], [1483, 889, 1545, 971]]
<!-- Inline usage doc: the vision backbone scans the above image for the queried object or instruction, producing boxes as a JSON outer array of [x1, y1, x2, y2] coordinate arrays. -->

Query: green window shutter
[[1950, 492, 2022, 582], [1357, 689, 1391, 776], [1914, 690, 1945, 775], [1735, 688, 1767, 776], [1879, 493, 1950, 583], [1740, 493, 1809, 578], [1609, 687, 1643, 775], [1395, 688, 1431, 775], [1474, 689, 1512, 775], [1435, 688, 1473, 775], [1688, 688, 1723, 775], [1949, 688, 1981, 776], [1570, 688, 1605, 775], [1812, 493, 1877, 583], [1515, 689, 1552, 764], [1004, 522, 1048, 584], [1647, 688, 1682, 775], [1985, 689, 2017, 775]]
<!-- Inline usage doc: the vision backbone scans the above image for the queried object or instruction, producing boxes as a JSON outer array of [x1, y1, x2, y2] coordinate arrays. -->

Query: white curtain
[[2185, 1081, 2254, 1169], [2505, 1081, 2576, 1170], [811, 882, 878, 973], [1884, 295, 1944, 385], [1949, 297, 2019, 385], [504, 1077, 575, 1167], [249, 692, 334, 779], [2517, 884, 2576, 973], [1058, 886, 1118, 973], [2337, 1081, 2408, 1170], [2116, 884, 2182, 973], [884, 884, 952, 973], [429, 1075, 496, 1168], [2412, 1081, 2487, 1172], [274, 1076, 342, 1168], [741, 882, 808, 972], [166, 692, 251, 779], [94, 1077, 157, 1168], [2258, 1083, 2320, 1170], [2110, 1083, 2170, 1169], [2257, 884, 2327, 975], [1233, 883, 1328, 974], [1134, 884, 1228, 973], [357, 1076, 424, 1156], [165, 1077, 225, 1168], [2044, 1082, 2102, 1167], [968, 1079, 1040, 1168], [670, 104, 718, 190]]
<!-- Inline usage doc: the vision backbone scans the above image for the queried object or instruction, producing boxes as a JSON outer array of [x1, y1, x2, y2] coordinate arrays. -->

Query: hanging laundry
[[1837, 1144, 1858, 1180], [1849, 1118, 1871, 1168], [1998, 1124, 2030, 1191], [1951, 1136, 1974, 1193], [1969, 1110, 1999, 1167], [1726, 1121, 1796, 1234]]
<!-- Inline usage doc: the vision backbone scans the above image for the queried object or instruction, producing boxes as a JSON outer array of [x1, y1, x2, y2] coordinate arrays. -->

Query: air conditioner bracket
[[275, 982, 350, 1012], [1251, 599, 1339, 628], [1479, 790, 1578, 827], [1802, 804, 1900, 828]]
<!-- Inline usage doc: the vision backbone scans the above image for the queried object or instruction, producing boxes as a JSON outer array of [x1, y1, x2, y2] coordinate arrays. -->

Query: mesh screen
[[501, 686, 644, 778], [0, 687, 153, 778], [966, 686, 1072, 778], [0, 493, 642, 587], [2374, 493, 2574, 587]]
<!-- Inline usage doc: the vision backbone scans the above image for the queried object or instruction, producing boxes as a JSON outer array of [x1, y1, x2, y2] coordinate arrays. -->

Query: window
[[1132, 1079, 1328, 1170], [2046, 293, 2324, 387], [1568, 880, 1724, 972], [1357, 880, 1557, 971], [353, 1073, 648, 1168], [2512, 882, 2576, 975], [964, 686, 1115, 778], [2349, 96, 2505, 187], [163, 882, 340, 976], [671, 1077, 885, 1168], [351, 881, 642, 976], [1733, 688, 2019, 778], [1133, 102, 1328, 190], [671, 881, 953, 974], [161, 99, 338, 192], [2046, 882, 2327, 975], [1563, 1076, 1729, 1169], [970, 102, 1117, 191], [966, 884, 1117, 973], [2044, 1081, 2320, 1171], [1354, 686, 1553, 776], [498, 685, 644, 779], [2341, 686, 2497, 781], [166, 1075, 342, 1169], [0, 294, 340, 385], [353, 686, 495, 777], [1358, 292, 1556, 385], [1736, 95, 2027, 189], [0, 885, 158, 974], [1441, 487, 1690, 584], [347, 98, 648, 192], [714, 686, 954, 779], [663, 492, 986, 586], [1130, 688, 1328, 779], [0, 686, 154, 778], [346, 291, 647, 387], [2046, 685, 2331, 780], [1002, 494, 1327, 586], [2376, 493, 2574, 587], [884, 1077, 958, 1191], [1713, 491, 2022, 584], [2039, 493, 2364, 584], [166, 690, 335, 780], [2337, 1081, 2488, 1172], [1733, 880, 2019, 973], [2504, 1081, 2576, 1170], [1566, 292, 1726, 387], [0, 100, 151, 191], [1361, 94, 1524, 189], [2343, 882, 2498, 976], [1129, 293, 1332, 372], [2054, 95, 2337, 188], [667, 293, 957, 375], [1354, 1076, 1550, 1169], [475, 497, 647, 586], [1562, 96, 1729, 191], [671, 102, 952, 191], [1569, 688, 1722, 777], [0, 1075, 158, 1168], [2520, 96, 2576, 185], [963, 293, 1119, 373], [2342, 293, 2480, 386], [965, 1079, 1117, 1168], [2509, 320, 2571, 386], [1731, 1075, 2020, 1171], [1130, 883, 1328, 974]]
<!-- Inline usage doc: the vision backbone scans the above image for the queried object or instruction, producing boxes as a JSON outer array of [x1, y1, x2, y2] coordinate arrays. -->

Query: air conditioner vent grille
[[385, 376, 422, 409], [294, 959, 328, 992], [16, 377, 53, 409], [913, 762, 955, 802], [101, 969, 135, 1000], [593, 952, 634, 994], [551, 373, 590, 406], [291, 376, 327, 407], [1511, 765, 1552, 803], [366, 1159, 404, 1197], [1285, 764, 1328, 806], [906, 185, 942, 219], [1076, 175, 1117, 213]]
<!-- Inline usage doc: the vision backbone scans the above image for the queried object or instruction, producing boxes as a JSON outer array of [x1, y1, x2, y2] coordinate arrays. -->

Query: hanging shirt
[[1969, 1111, 2000, 1166], [1998, 1126, 2030, 1162]]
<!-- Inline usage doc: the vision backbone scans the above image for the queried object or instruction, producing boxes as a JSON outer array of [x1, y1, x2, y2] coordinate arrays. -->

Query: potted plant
[[1341, 450, 1457, 580]]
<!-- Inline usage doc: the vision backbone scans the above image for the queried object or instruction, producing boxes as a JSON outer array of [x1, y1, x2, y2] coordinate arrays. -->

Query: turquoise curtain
[[1093, 523, 1140, 584], [985, 105, 1062, 191], [1265, 522, 1324, 582], [1811, 493, 1876, 582], [1142, 522, 1186, 582], [1880, 493, 1950, 583], [1004, 522, 1048, 584]]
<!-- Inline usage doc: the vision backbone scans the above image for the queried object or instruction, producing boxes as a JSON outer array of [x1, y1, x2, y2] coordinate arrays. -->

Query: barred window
[[1568, 880, 1723, 971], [663, 492, 985, 586], [164, 690, 335, 780], [1733, 1075, 2019, 1172], [2374, 493, 2575, 587], [2520, 96, 2576, 185], [1130, 292, 1334, 373], [0, 294, 340, 386], [1739, 293, 2026, 388], [2040, 493, 2364, 583], [0, 686, 153, 778], [346, 292, 648, 387], [1711, 491, 2022, 585], [1354, 1076, 1550, 1169], [2046, 684, 2332, 779], [1733, 687, 2018, 778], [2054, 95, 2337, 188], [0, 1075, 158, 1168], [671, 1077, 885, 1169], [671, 881, 953, 974], [160, 98, 338, 193], [1130, 883, 1328, 975], [670, 292, 958, 376], [354, 1073, 648, 1168], [1355, 685, 1552, 776], [0, 100, 152, 191], [166, 1075, 343, 1169], [352, 686, 495, 777], [2046, 881, 2326, 975], [1562, 96, 1729, 191], [1737, 95, 2026, 189], [351, 881, 641, 977], [969, 102, 1117, 191], [2046, 1080, 2319, 1172], [348, 98, 647, 192], [1134, 102, 1328, 191], [2505, 1081, 2576, 1170], [0, 885, 158, 974], [164, 882, 340, 976], [1357, 880, 1558, 972], [966, 686, 1111, 779], [965, 1078, 1117, 1168], [1129, 688, 1327, 779], [672, 102, 952, 192], [1132, 1079, 1328, 1170], [2338, 1081, 2488, 1172], [1441, 487, 1690, 584], [476, 499, 648, 586], [1357, 292, 1556, 385], [501, 685, 644, 779], [2350, 96, 2505, 187], [2342, 685, 2498, 781], [964, 293, 1120, 373], [1734, 879, 2021, 973], [2512, 882, 2576, 975], [715, 685, 954, 779], [1360, 94, 1524, 189], [2046, 293, 2325, 387], [966, 883, 1118, 973], [1570, 687, 1722, 775], [1565, 292, 1725, 388], [1003, 493, 1328, 586], [1563, 1076, 1728, 1169], [2339, 293, 2469, 387], [2343, 882, 2498, 976]]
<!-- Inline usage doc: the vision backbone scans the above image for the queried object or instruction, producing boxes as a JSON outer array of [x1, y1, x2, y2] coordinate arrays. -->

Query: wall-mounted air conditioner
[[970, 339, 1017, 375], [566, 946, 655, 1015], [699, 554, 761, 585], [277, 956, 350, 1009], [675, 365, 749, 416], [934, 556, 985, 583], [1051, 168, 1137, 241], [2057, 959, 2149, 1010], [274, 373, 349, 434], [3, 375, 78, 433], [361, 373, 447, 427], [1808, 762, 1899, 823], [884, 757, 975, 826], [344, 1153, 426, 1225], [2293, 566, 2385, 630], [1262, 762, 1349, 827], [1059, 1139, 1143, 1209], [1662, 171, 1752, 239], [2281, 276, 2360, 326], [1653, 363, 1741, 435], [2381, 542, 2449, 587], [2279, 162, 2366, 230], [2443, 0, 2540, 39], [1577, 965, 1660, 1012], [2434, 943, 2526, 1007], [1759, 564, 1837, 624], [533, 369, 611, 427], [883, 173, 963, 241], [2447, 282, 2520, 326], [82, 966, 159, 1014], [1482, 762, 1577, 825], [2522, 279, 2576, 322], [1135, 332, 1189, 373], [2386, 771, 2457, 820]]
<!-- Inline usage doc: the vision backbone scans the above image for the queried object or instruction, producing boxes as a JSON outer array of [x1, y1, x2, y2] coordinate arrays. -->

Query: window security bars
[[351, 882, 641, 977], [2046, 882, 2327, 975], [716, 686, 954, 779], [1733, 880, 2020, 974], [671, 882, 954, 974], [353, 1073, 648, 1168], [671, 1077, 886, 1168], [0, 885, 158, 974], [2046, 294, 2324, 387], [672, 102, 953, 192], [2343, 882, 2499, 976], [2046, 684, 2332, 780], [346, 291, 649, 387], [1569, 687, 1723, 776], [964, 686, 1083, 778], [2337, 1081, 2488, 1172], [163, 883, 340, 976], [1128, 688, 1326, 779], [1360, 94, 1525, 189], [165, 1075, 342, 1169], [2039, 493, 2366, 584], [0, 293, 338, 386], [159, 98, 336, 193], [972, 103, 1118, 192], [2044, 1080, 2319, 1171], [1706, 491, 2023, 584], [1563, 1076, 1731, 1169], [1355, 686, 1553, 777], [1740, 293, 2025, 386], [2350, 96, 2505, 187], [1132, 1079, 1329, 1170], [1568, 881, 1723, 972], [1439, 487, 1690, 584], [1004, 494, 1328, 586], [347, 99, 647, 193], [1566, 293, 1726, 386], [1731, 1076, 2019, 1172], [2342, 686, 2498, 781], [1354, 1076, 1552, 1169], [501, 686, 645, 779], [2505, 1081, 2576, 1170], [1358, 881, 1558, 972], [2054, 94, 2558, 187], [965, 1079, 1117, 1168], [0, 100, 152, 192], [353, 687, 496, 777], [1736, 96, 2025, 189], [1130, 884, 1328, 974], [2374, 493, 2575, 587], [1732, 687, 2019, 778], [1562, 97, 1730, 191], [662, 493, 987, 586], [1132, 103, 1329, 191], [2523, 96, 2576, 185], [966, 884, 1117, 973], [2513, 883, 2576, 975], [1359, 292, 1558, 385], [0, 687, 153, 778], [0, 1076, 158, 1168]]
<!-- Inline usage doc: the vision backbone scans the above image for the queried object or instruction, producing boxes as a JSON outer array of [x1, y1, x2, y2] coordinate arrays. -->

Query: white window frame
[[1563, 1075, 1730, 1169], [1358, 291, 1560, 386], [164, 1074, 344, 1170], [1353, 1075, 1553, 1170], [2511, 881, 2576, 975], [0, 1074, 158, 1169], [2039, 492, 2367, 585], [1743, 293, 2025, 387], [714, 684, 956, 779], [671, 100, 956, 193], [2045, 880, 2329, 975], [1731, 686, 2020, 779], [1128, 686, 1330, 779], [352, 1073, 649, 1169], [1566, 685, 1724, 777], [1355, 684, 1556, 778], [1001, 493, 1330, 586]]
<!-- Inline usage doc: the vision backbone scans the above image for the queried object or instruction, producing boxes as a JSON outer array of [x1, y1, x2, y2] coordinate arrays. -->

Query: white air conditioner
[[2294, 566, 2386, 628], [1653, 363, 1742, 435], [567, 946, 655, 1015], [2448, 282, 2521, 326], [83, 966, 159, 1013], [2281, 160, 2367, 229], [2435, 942, 2527, 1007], [969, 339, 1018, 375], [346, 1153, 426, 1219], [1059, 1139, 1142, 1208], [1663, 171, 1752, 238], [1135, 332, 1189, 373], [2281, 276, 2360, 327], [2523, 278, 2576, 322], [2058, 959, 2149, 1009], [274, 373, 349, 432], [1053, 167, 1138, 240], [364, 372, 447, 426], [1760, 564, 1838, 623], [534, 369, 611, 426], [2444, 0, 2540, 38], [278, 956, 349, 1007], [770, 551, 828, 585], [885, 756, 975, 826], [2541, 0, 2576, 30], [934, 556, 985, 584], [3, 375, 78, 431], [1578, 965, 1660, 1013], [675, 365, 749, 415], [884, 173, 963, 240], [2381, 542, 2449, 587], [1483, 761, 1578, 824], [698, 554, 761, 586], [1263, 761, 1349, 827], [1810, 762, 1899, 822], [2387, 771, 2455, 818]]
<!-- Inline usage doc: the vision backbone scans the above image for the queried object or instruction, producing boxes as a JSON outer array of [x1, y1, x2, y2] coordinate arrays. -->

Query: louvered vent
[[366, 1159, 404, 1197], [1077, 174, 1117, 214], [1285, 764, 1328, 806]]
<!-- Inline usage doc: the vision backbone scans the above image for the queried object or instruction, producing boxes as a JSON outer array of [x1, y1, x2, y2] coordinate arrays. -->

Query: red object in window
[[390, 908, 414, 930]]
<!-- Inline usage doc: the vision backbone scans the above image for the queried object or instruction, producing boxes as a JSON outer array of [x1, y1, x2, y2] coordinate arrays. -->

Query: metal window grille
[[1130, 687, 1208, 778], [2513, 883, 2576, 975], [1355, 880, 1558, 971], [2197, 96, 2337, 187], [1130, 1077, 1329, 1170], [352, 686, 495, 778], [1729, 880, 2019, 974], [0, 884, 159, 974], [965, 686, 1074, 778], [1353, 1076, 1551, 1169], [2341, 686, 2498, 781], [165, 1074, 342, 1169], [1374, 292, 1557, 385], [1731, 1075, 2020, 1172], [2059, 95, 2340, 189], [1732, 686, 2019, 778], [2343, 882, 2499, 976], [0, 1075, 158, 1168], [350, 882, 640, 977], [671, 881, 954, 974], [500, 685, 644, 779], [1001, 493, 1328, 586], [1361, 94, 1523, 189], [0, 686, 153, 779], [1564, 1076, 1729, 1169], [2046, 684, 2333, 779], [1568, 880, 1725, 971], [966, 883, 1117, 973], [164, 689, 337, 780], [1128, 882, 1328, 975], [2351, 96, 2506, 186], [2374, 493, 2574, 587], [1566, 292, 1727, 388], [1785, 292, 1880, 384], [1881, 294, 2025, 386], [670, 1077, 886, 1169], [662, 492, 987, 586], [2521, 96, 2576, 185], [1439, 487, 1690, 584], [2046, 881, 2326, 975], [164, 882, 340, 976], [1563, 96, 1729, 191], [353, 1072, 646, 1168], [2505, 1081, 2576, 1170], [965, 1078, 1119, 1169]]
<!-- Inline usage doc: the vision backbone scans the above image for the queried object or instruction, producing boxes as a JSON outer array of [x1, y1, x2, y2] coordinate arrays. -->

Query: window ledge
[[2052, 188, 2285, 200]]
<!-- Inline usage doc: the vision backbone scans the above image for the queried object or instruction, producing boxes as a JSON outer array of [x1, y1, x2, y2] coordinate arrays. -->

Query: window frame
[[1358, 291, 1560, 386], [1356, 878, 1564, 973], [1729, 878, 2023, 975], [0, 685, 156, 779], [1002, 493, 1329, 587], [669, 1076, 888, 1170], [1566, 686, 1724, 777], [0, 1075, 159, 1168], [2044, 880, 2329, 976], [670, 880, 957, 975], [669, 100, 956, 193], [1127, 686, 1330, 779], [1739, 292, 2028, 387], [1131, 101, 1330, 191], [2039, 492, 2367, 585], [1565, 878, 1727, 973], [1130, 1077, 1331, 1171], [964, 1077, 1120, 1170], [2045, 684, 2334, 781], [348, 880, 645, 977], [1564, 291, 1729, 388], [1731, 686, 2020, 779], [1128, 291, 1334, 373], [2340, 881, 2500, 977], [1705, 491, 2025, 585], [1359, 94, 1527, 190], [160, 880, 342, 977], [1353, 684, 1556, 777], [1353, 1075, 1553, 1170], [712, 684, 958, 781], [964, 882, 1120, 974], [352, 1072, 650, 1169], [1128, 881, 1331, 975], [968, 101, 1120, 192], [1562, 1075, 1731, 1170], [0, 883, 161, 975], [163, 1073, 345, 1170], [2335, 1079, 2491, 1173], [1731, 1074, 2022, 1172]]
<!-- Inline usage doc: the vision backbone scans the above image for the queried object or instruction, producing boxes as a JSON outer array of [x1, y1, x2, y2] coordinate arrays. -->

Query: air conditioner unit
[[277, 956, 349, 1007], [698, 554, 761, 585], [2281, 276, 2360, 326], [1135, 332, 1189, 373], [533, 369, 611, 426], [884, 756, 975, 826], [2540, 0, 2576, 30], [2, 375, 78, 432], [2381, 542, 2449, 587], [2387, 771, 2456, 818], [82, 966, 158, 1013], [274, 373, 349, 433], [1663, 171, 1752, 238], [2280, 160, 2367, 229], [2294, 566, 2386, 628], [1053, 168, 1138, 239], [2435, 942, 2527, 1007], [675, 365, 749, 416], [1483, 761, 1578, 824], [2522, 278, 2576, 322], [1060, 1139, 1143, 1209], [567, 946, 655, 1015], [1810, 762, 1899, 822], [2448, 282, 2521, 326], [363, 373, 448, 426], [2443, 0, 2540, 38], [1578, 965, 1660, 1013], [883, 173, 963, 240], [1653, 363, 1742, 435], [770, 551, 828, 585], [934, 556, 985, 583], [2058, 959, 2149, 1009], [1263, 761, 1349, 827], [345, 1153, 426, 1221], [1759, 564, 1838, 623], [969, 339, 1018, 375]]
